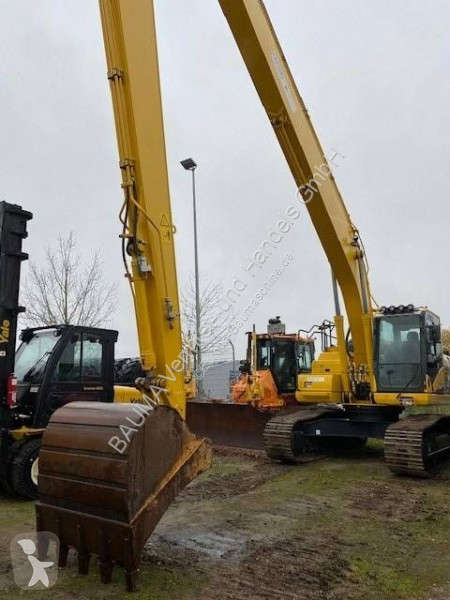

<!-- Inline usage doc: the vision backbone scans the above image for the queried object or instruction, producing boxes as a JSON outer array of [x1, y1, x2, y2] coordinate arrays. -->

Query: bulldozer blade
[[36, 402, 211, 592], [186, 401, 271, 450]]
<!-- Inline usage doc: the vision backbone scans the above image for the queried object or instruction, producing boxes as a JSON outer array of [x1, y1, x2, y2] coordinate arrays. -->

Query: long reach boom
[[100, 0, 185, 416], [218, 0, 374, 383]]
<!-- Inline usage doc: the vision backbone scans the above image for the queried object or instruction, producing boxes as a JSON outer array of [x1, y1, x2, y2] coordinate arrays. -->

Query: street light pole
[[229, 339, 236, 372], [191, 166, 202, 378], [181, 158, 202, 397]]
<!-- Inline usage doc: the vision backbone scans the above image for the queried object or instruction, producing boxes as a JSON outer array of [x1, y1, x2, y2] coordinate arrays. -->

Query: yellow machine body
[[113, 385, 144, 404], [297, 347, 344, 405]]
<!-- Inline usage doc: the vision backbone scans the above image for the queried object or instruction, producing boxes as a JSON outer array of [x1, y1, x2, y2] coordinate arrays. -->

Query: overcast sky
[[1, 1, 449, 359]]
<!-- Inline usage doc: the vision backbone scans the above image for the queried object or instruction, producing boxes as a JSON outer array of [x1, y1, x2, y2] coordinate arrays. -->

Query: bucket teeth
[[36, 401, 211, 591]]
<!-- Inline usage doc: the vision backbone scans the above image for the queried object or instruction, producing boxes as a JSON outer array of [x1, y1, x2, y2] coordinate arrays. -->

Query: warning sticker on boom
[[160, 214, 174, 243], [271, 51, 298, 114], [160, 214, 171, 227]]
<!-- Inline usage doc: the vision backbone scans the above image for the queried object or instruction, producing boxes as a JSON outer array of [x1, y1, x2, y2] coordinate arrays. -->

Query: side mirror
[[426, 324, 442, 362], [426, 325, 439, 343], [432, 324, 441, 343]]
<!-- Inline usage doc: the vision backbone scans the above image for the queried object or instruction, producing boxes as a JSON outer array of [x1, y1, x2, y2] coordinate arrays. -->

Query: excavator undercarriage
[[263, 404, 450, 477], [263, 405, 396, 462]]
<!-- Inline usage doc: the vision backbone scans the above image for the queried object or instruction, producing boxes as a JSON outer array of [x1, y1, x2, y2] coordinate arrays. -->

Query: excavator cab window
[[297, 342, 313, 373], [375, 314, 424, 392], [271, 339, 297, 393], [257, 339, 270, 370], [375, 311, 444, 393]]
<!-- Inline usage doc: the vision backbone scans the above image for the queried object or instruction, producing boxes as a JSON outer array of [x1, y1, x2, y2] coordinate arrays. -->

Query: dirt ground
[[0, 442, 449, 600]]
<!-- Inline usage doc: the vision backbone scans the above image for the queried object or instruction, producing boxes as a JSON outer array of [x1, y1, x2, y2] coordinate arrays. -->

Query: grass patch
[[337, 478, 450, 600], [0, 497, 34, 528], [348, 556, 421, 599], [202, 458, 247, 478], [0, 558, 205, 600], [257, 456, 383, 501]]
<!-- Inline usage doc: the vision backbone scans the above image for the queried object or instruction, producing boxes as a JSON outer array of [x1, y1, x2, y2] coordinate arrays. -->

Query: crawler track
[[385, 414, 450, 477], [263, 407, 337, 463]]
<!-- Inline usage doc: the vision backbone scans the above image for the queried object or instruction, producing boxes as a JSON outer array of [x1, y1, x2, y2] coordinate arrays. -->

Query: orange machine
[[232, 318, 314, 411]]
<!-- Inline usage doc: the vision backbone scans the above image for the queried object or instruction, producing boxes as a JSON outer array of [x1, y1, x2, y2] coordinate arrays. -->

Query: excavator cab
[[253, 335, 297, 393], [253, 318, 314, 393], [233, 318, 314, 406], [259, 317, 314, 393], [373, 306, 445, 394]]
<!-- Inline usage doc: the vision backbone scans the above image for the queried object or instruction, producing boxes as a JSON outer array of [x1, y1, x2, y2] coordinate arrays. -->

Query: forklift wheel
[[0, 467, 15, 496], [1, 440, 26, 497], [10, 438, 41, 499]]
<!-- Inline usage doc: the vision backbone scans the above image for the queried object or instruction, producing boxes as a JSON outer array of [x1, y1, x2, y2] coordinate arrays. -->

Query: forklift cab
[[14, 325, 117, 429]]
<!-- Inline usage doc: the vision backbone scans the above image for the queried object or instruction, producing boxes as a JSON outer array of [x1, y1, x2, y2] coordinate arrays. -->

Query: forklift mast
[[0, 202, 32, 416]]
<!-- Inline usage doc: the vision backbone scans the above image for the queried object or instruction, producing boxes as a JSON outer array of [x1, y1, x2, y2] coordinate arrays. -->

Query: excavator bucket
[[186, 401, 271, 450], [35, 402, 211, 591]]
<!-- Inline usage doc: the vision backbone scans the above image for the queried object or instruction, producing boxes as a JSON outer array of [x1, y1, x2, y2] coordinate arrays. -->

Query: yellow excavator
[[28, 0, 448, 588], [217, 0, 450, 475]]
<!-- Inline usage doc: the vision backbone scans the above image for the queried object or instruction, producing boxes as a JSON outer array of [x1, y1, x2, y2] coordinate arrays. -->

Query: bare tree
[[22, 231, 117, 327], [442, 327, 450, 355], [180, 277, 235, 362]]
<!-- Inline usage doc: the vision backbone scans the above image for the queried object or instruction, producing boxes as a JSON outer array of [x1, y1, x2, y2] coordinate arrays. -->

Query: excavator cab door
[[271, 339, 298, 393], [297, 341, 314, 373], [257, 338, 270, 370]]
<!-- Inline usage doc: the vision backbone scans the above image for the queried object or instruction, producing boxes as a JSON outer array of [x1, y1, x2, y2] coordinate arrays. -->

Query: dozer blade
[[35, 402, 211, 592], [186, 401, 271, 450]]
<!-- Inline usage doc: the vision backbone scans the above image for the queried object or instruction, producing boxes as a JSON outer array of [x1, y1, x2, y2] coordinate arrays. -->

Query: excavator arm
[[218, 0, 373, 374], [99, 0, 185, 416]]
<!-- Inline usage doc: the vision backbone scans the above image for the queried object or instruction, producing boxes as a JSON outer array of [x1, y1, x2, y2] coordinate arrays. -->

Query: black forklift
[[7, 324, 118, 498], [0, 202, 119, 499]]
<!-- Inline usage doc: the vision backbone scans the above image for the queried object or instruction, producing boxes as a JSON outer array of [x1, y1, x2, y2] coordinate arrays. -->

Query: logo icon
[[10, 532, 59, 590]]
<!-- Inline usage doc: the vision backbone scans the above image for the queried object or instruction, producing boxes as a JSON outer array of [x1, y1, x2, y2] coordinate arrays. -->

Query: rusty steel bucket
[[35, 401, 211, 591]]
